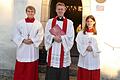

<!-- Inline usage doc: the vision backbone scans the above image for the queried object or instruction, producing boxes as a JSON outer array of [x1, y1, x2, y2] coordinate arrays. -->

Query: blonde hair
[[56, 2, 66, 7]]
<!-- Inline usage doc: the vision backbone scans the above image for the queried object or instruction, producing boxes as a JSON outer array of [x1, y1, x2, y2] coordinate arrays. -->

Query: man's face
[[56, 5, 66, 17], [26, 8, 35, 18]]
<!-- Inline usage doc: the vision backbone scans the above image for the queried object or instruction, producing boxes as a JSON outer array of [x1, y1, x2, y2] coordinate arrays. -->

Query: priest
[[44, 2, 74, 80]]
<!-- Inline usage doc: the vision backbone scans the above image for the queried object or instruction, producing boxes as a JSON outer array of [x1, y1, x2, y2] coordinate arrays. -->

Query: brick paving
[[1, 65, 120, 80], [1, 72, 120, 80], [0, 73, 76, 80], [0, 65, 77, 80]]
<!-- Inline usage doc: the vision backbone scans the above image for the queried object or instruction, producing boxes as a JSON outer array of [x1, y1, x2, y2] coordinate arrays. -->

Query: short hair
[[25, 6, 36, 13], [56, 2, 66, 7]]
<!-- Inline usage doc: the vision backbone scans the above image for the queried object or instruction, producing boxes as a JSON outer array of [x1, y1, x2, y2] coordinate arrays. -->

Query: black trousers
[[45, 66, 69, 80]]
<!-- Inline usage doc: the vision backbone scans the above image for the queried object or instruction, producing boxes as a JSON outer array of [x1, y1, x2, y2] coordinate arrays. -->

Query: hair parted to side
[[56, 2, 66, 7], [83, 15, 97, 35], [26, 5, 36, 13]]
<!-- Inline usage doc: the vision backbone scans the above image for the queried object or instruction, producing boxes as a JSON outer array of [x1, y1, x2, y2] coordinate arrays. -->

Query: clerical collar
[[25, 17, 35, 23], [57, 16, 64, 21]]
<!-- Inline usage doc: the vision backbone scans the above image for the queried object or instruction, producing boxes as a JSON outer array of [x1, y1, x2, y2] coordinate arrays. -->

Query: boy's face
[[56, 5, 66, 17], [26, 8, 35, 18]]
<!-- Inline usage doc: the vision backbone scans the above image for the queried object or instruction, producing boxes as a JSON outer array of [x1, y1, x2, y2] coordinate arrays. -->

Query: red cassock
[[14, 60, 38, 80], [14, 18, 39, 80], [77, 67, 100, 80]]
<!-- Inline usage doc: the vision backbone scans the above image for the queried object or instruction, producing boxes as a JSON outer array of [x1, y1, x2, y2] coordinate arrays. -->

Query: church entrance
[[50, 0, 82, 65]]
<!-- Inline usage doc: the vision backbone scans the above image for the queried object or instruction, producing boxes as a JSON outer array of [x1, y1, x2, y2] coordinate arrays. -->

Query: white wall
[[91, 0, 120, 78], [0, 0, 16, 70], [0, 0, 42, 70]]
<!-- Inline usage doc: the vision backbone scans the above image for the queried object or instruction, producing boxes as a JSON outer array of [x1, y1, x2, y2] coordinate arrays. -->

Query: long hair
[[83, 15, 97, 35]]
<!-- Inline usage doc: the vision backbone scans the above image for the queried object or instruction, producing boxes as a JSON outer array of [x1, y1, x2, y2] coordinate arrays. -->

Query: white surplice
[[76, 31, 100, 70], [12, 19, 44, 62], [44, 18, 74, 68]]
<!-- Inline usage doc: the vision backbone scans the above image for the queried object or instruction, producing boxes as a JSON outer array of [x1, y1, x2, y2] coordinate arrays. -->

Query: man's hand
[[53, 35, 62, 43], [23, 39, 33, 45]]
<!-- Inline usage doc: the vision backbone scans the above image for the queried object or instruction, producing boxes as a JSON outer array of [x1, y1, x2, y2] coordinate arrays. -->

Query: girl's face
[[86, 18, 95, 29]]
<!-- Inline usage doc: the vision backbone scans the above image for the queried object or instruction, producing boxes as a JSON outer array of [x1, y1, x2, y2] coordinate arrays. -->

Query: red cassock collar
[[25, 17, 35, 23], [86, 28, 94, 32]]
